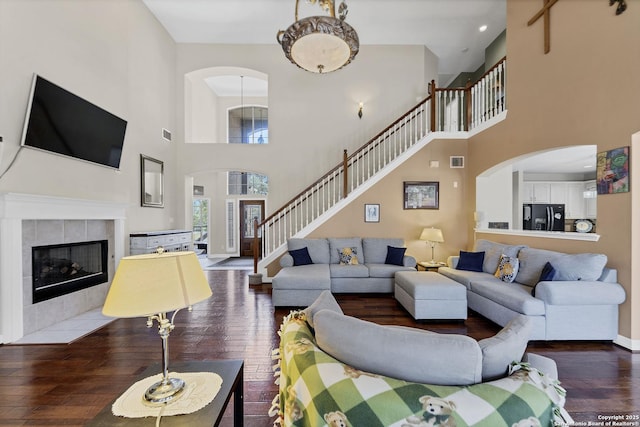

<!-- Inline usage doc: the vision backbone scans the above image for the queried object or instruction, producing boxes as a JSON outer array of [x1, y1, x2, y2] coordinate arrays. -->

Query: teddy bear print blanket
[[270, 311, 572, 427]]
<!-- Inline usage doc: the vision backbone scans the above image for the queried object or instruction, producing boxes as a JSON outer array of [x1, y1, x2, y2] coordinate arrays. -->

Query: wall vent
[[162, 128, 172, 142]]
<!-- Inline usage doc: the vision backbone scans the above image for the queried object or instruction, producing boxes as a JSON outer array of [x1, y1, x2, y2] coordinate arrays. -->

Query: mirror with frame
[[140, 155, 164, 208]]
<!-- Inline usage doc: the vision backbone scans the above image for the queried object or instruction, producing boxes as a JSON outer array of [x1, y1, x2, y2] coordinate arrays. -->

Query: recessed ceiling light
[[584, 165, 593, 168], [479, 25, 488, 32], [461, 47, 469, 53]]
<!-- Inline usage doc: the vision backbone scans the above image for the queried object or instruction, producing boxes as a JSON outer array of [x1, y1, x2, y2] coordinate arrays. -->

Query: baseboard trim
[[614, 334, 640, 351]]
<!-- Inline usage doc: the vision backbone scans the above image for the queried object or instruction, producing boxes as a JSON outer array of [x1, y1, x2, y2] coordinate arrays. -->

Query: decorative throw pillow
[[494, 254, 520, 283], [456, 251, 485, 272], [385, 246, 406, 266], [289, 247, 313, 266], [532, 261, 557, 296], [338, 247, 359, 265], [539, 261, 557, 282]]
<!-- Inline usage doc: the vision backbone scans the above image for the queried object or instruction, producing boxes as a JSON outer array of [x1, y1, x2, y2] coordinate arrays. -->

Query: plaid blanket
[[271, 311, 572, 427]]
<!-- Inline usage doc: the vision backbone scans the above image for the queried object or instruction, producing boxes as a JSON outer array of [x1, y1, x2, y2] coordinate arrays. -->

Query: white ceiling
[[142, 0, 593, 175], [142, 0, 507, 84]]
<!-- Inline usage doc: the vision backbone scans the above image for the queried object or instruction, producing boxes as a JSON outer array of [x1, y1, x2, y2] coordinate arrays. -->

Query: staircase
[[254, 58, 507, 275]]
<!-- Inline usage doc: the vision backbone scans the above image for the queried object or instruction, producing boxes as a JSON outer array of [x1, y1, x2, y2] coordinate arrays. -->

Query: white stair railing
[[255, 57, 507, 270]]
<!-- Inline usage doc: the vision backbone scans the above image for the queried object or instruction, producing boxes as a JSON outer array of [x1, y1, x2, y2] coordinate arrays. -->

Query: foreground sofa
[[272, 237, 416, 307], [270, 291, 572, 427], [438, 239, 626, 341]]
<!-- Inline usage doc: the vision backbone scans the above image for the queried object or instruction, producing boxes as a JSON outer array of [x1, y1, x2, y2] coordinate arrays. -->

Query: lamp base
[[143, 376, 185, 406]]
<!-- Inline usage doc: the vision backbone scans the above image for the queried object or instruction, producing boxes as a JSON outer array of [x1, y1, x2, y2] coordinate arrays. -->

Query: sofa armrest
[[447, 255, 459, 268], [534, 280, 626, 305], [403, 255, 417, 268], [599, 267, 618, 283], [280, 254, 294, 268], [522, 353, 558, 380]]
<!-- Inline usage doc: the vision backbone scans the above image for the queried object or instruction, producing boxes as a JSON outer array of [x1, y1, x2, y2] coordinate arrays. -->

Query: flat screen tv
[[21, 74, 127, 169]]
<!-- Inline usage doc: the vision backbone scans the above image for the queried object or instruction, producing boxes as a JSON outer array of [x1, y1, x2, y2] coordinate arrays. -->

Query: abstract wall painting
[[596, 146, 629, 195]]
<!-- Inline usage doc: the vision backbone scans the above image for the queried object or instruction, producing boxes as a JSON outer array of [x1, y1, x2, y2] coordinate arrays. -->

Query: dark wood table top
[[87, 360, 244, 427]]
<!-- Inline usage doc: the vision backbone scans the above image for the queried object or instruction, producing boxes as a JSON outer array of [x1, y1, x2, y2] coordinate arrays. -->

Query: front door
[[239, 200, 264, 257]]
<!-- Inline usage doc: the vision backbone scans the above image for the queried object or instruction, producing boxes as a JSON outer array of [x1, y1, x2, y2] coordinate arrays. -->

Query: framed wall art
[[596, 146, 629, 194], [364, 204, 380, 222], [404, 181, 439, 209]]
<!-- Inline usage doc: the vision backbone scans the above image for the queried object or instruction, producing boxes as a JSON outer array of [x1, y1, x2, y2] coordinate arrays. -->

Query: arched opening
[[476, 146, 597, 232], [184, 67, 268, 144]]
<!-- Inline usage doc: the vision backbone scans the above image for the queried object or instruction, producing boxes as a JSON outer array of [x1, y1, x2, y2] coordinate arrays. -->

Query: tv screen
[[21, 75, 127, 169]]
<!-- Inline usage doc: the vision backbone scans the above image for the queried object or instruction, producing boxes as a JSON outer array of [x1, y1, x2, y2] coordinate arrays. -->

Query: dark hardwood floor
[[0, 269, 638, 426]]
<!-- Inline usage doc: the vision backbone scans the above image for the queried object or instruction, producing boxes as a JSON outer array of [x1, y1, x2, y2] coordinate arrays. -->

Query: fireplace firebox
[[32, 240, 108, 303]]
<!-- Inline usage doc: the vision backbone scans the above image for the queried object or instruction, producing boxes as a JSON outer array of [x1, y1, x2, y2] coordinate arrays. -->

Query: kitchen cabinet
[[522, 182, 550, 203], [584, 180, 597, 218]]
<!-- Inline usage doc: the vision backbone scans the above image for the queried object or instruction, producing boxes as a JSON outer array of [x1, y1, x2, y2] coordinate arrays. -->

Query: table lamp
[[102, 249, 212, 406], [420, 227, 444, 263]]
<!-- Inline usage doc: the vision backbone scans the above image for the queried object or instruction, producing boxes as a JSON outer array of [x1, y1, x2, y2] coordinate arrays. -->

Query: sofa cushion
[[367, 263, 413, 278], [313, 310, 483, 385], [457, 251, 485, 272], [517, 248, 607, 287], [272, 264, 331, 290], [494, 254, 519, 283], [289, 247, 313, 266], [288, 238, 330, 264], [303, 290, 343, 328], [479, 315, 532, 381], [385, 246, 406, 266], [473, 240, 526, 274], [437, 266, 484, 289], [469, 280, 546, 315], [329, 264, 369, 278], [362, 238, 405, 264], [329, 238, 365, 264]]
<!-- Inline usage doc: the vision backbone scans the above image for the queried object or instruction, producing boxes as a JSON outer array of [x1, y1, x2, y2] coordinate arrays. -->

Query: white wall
[[476, 166, 513, 228], [0, 0, 177, 241], [176, 44, 439, 230]]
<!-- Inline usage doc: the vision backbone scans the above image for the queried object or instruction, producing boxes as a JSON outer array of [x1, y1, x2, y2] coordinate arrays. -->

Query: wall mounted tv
[[21, 74, 127, 169]]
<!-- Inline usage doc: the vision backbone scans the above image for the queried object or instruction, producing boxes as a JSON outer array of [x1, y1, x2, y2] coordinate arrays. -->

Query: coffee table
[[88, 359, 244, 426]]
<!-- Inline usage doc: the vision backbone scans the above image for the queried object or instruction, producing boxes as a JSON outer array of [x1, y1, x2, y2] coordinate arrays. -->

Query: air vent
[[162, 128, 172, 142]]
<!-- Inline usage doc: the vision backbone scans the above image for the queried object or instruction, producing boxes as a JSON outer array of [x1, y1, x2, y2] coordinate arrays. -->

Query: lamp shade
[[103, 251, 211, 318], [420, 227, 444, 243]]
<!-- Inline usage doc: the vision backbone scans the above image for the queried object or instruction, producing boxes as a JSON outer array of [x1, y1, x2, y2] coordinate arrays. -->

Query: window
[[228, 172, 269, 195], [192, 198, 209, 243], [228, 106, 268, 144]]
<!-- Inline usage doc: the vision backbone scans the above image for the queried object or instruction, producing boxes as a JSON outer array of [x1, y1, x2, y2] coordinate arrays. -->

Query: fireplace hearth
[[32, 240, 108, 303]]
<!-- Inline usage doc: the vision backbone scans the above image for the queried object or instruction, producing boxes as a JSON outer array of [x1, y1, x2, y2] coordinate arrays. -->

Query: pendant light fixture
[[277, 0, 359, 74]]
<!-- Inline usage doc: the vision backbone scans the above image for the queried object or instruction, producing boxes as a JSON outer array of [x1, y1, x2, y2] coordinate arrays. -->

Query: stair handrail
[[253, 57, 507, 272]]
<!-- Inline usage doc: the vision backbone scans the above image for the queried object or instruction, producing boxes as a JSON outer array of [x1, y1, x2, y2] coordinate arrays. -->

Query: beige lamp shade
[[420, 227, 444, 243], [103, 251, 212, 318]]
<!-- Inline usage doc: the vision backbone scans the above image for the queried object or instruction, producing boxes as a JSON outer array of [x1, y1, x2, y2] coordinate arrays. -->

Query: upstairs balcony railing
[[253, 57, 507, 272]]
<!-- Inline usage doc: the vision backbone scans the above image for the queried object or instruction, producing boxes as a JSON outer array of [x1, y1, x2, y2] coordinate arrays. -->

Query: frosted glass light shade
[[103, 251, 211, 318], [420, 227, 444, 243]]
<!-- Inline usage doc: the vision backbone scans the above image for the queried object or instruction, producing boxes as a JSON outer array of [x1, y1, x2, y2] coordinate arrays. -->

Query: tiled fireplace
[[0, 194, 126, 343]]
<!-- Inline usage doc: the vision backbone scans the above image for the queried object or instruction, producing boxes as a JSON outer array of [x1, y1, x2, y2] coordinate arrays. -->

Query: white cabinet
[[565, 182, 586, 219], [130, 230, 193, 255], [522, 182, 550, 203], [584, 180, 597, 219]]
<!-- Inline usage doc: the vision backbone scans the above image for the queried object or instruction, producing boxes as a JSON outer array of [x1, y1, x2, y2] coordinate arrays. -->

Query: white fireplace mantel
[[0, 193, 127, 343]]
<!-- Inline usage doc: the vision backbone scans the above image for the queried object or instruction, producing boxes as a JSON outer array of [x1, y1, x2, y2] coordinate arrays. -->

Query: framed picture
[[596, 146, 629, 194], [140, 155, 164, 208], [404, 181, 439, 209], [364, 204, 380, 222]]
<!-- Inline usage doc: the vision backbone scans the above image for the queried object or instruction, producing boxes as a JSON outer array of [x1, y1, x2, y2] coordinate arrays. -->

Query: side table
[[88, 359, 244, 427], [417, 261, 446, 271]]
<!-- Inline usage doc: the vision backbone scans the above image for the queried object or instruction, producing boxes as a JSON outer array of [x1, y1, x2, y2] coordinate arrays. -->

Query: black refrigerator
[[523, 204, 565, 231]]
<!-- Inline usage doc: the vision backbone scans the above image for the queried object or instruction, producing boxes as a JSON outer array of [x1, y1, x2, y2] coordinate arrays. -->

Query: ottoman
[[394, 271, 467, 320]]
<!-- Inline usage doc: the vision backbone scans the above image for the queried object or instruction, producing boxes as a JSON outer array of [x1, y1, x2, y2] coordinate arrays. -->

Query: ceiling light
[[277, 0, 359, 74], [479, 25, 488, 32]]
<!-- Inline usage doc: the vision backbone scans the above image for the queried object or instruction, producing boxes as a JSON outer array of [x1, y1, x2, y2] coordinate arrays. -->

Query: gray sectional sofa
[[438, 239, 626, 341], [272, 237, 416, 307]]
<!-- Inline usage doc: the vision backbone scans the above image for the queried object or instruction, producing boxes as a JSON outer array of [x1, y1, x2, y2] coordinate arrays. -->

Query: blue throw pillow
[[385, 246, 406, 266], [456, 251, 485, 272], [289, 247, 313, 266], [532, 261, 557, 296], [539, 261, 557, 281]]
